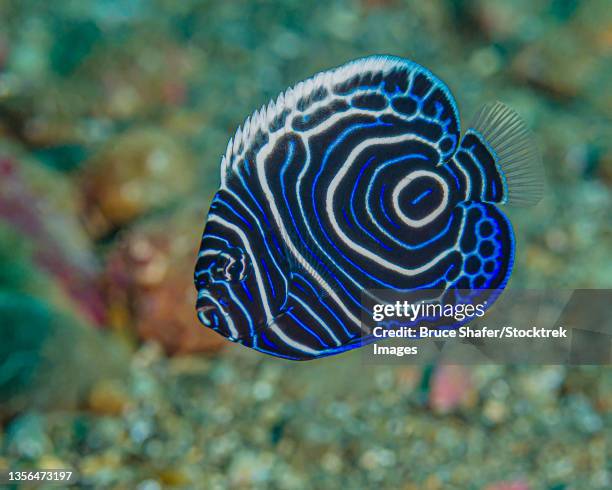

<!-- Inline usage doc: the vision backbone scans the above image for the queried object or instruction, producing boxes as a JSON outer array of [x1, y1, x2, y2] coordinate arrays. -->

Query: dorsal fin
[[220, 55, 461, 185]]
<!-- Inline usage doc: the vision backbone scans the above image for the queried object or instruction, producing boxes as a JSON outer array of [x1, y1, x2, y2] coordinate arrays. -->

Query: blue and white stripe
[[195, 55, 541, 360]]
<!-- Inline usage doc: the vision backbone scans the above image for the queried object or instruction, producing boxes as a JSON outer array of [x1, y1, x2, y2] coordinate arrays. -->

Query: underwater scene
[[0, 0, 610, 488]]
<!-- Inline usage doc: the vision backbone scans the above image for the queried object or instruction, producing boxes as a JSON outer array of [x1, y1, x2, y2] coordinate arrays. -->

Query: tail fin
[[453, 102, 545, 206], [471, 102, 544, 205]]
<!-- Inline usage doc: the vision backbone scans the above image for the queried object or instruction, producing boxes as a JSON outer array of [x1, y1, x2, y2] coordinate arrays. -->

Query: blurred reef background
[[0, 0, 610, 488]]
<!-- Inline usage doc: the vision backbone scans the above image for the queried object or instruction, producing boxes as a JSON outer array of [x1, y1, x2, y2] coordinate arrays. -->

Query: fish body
[[194, 55, 543, 360]]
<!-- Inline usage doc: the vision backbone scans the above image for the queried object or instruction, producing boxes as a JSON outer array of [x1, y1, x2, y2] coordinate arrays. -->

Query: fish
[[194, 55, 544, 360]]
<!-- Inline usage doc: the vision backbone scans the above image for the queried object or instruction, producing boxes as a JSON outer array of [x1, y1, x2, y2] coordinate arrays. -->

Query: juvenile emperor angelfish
[[194, 55, 544, 360]]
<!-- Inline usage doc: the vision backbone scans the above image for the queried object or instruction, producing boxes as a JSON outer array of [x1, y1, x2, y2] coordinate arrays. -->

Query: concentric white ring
[[391, 170, 448, 227]]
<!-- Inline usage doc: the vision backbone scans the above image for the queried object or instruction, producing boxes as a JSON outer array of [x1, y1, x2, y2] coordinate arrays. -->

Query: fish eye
[[211, 247, 250, 284]]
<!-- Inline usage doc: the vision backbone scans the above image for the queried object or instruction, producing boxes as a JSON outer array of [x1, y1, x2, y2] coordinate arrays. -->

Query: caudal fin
[[469, 101, 544, 206]]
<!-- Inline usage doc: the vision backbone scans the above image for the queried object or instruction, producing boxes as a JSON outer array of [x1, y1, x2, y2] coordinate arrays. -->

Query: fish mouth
[[196, 302, 233, 338]]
